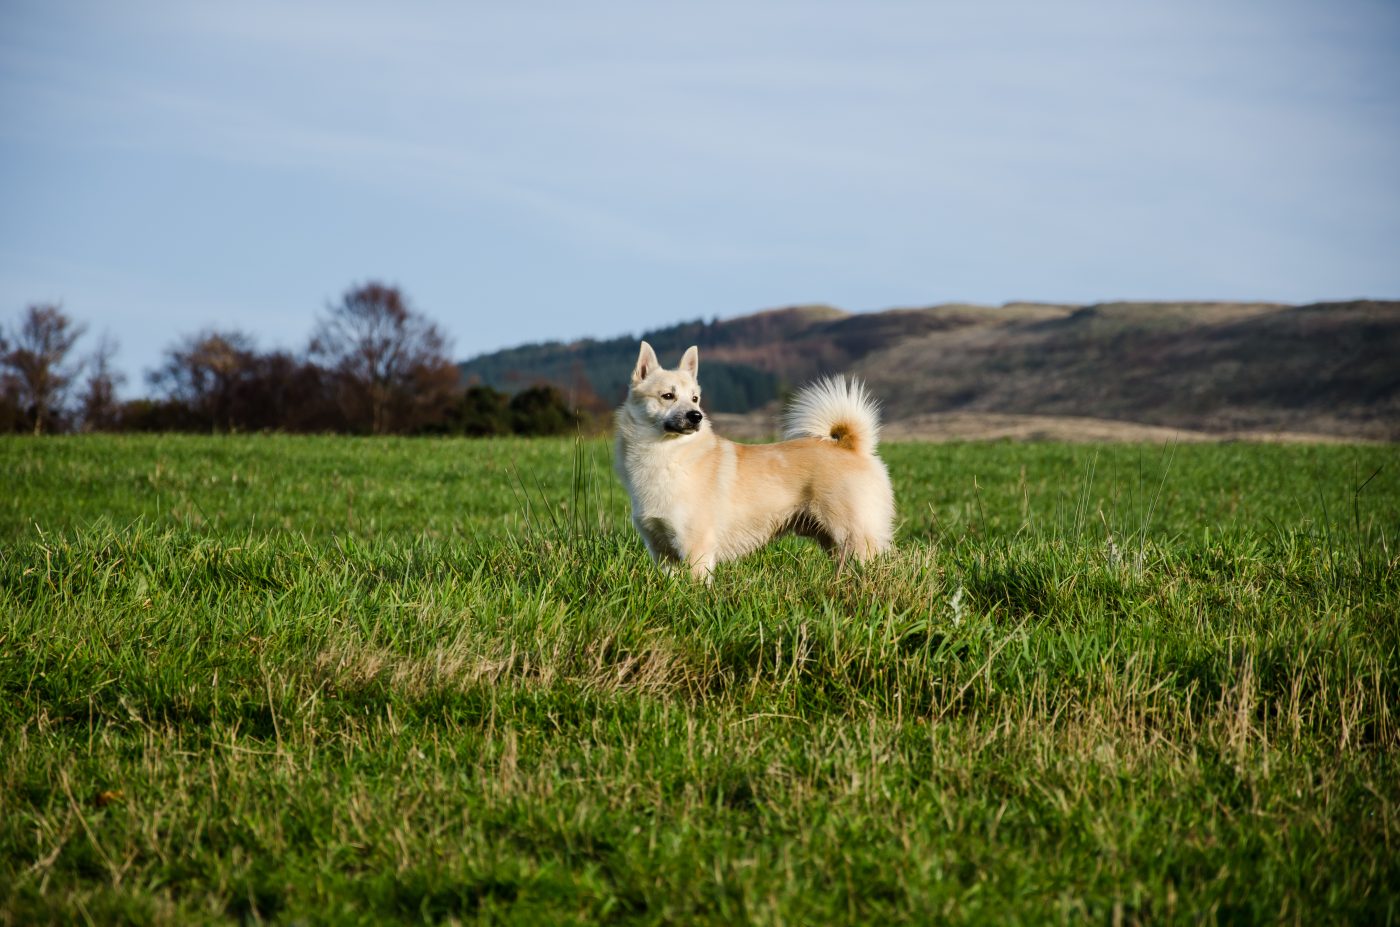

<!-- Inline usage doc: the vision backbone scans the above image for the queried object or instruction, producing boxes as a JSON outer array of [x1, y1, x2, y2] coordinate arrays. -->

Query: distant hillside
[[459, 303, 1029, 412], [459, 300, 1400, 440], [458, 306, 844, 413]]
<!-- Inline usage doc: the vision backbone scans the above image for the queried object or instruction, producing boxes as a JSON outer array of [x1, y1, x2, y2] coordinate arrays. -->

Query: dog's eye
[[692, 396, 698, 403], [661, 392, 675, 401]]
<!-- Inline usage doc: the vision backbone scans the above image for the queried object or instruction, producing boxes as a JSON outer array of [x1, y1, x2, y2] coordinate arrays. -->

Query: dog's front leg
[[685, 528, 718, 583], [639, 516, 700, 579], [638, 516, 681, 563], [687, 554, 716, 583]]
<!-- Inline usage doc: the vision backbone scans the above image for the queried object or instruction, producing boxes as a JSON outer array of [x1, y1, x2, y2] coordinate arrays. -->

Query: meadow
[[1, 434, 1397, 925]]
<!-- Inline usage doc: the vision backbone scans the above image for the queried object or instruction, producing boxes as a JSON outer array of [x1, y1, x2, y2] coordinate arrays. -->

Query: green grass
[[2, 435, 1397, 925]]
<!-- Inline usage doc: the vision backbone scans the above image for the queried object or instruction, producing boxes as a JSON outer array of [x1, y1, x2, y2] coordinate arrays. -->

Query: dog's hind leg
[[816, 500, 889, 574], [827, 516, 891, 573]]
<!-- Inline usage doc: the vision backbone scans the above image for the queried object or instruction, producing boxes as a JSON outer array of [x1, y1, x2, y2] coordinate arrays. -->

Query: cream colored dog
[[614, 341, 894, 579]]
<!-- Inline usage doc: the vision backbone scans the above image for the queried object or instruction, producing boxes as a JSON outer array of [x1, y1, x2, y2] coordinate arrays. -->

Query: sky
[[2, 0, 1398, 394]]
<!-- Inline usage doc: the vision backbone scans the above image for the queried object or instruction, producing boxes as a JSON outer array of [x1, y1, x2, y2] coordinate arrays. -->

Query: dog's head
[[620, 341, 706, 438]]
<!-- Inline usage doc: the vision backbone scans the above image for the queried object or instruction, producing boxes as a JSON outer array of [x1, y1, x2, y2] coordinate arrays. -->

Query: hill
[[459, 300, 1400, 441]]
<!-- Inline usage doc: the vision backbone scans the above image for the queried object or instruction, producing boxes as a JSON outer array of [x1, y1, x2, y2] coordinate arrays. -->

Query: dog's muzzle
[[664, 409, 705, 434]]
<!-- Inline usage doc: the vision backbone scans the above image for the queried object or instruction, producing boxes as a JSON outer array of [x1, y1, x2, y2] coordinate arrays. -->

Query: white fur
[[614, 343, 895, 580], [782, 376, 881, 451]]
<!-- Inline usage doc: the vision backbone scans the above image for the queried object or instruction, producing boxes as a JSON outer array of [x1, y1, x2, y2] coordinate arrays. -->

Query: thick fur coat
[[614, 342, 894, 580]]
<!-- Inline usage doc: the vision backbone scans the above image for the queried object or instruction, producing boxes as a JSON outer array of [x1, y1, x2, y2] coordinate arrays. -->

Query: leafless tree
[[148, 329, 258, 432], [0, 338, 21, 432], [308, 282, 458, 434], [1, 303, 87, 434], [78, 332, 126, 432]]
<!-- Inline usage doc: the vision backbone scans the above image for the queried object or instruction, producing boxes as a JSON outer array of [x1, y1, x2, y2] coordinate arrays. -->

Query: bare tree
[[148, 329, 258, 432], [1, 303, 87, 434], [78, 333, 126, 432], [0, 334, 21, 432], [308, 282, 458, 434], [236, 350, 342, 433]]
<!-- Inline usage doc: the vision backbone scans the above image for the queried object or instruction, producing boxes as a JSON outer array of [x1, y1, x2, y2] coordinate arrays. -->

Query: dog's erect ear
[[632, 341, 660, 385], [679, 345, 699, 378]]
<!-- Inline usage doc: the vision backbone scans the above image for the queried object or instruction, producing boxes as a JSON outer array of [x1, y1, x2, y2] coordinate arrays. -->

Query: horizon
[[11, 295, 1398, 402], [3, 1, 1398, 395]]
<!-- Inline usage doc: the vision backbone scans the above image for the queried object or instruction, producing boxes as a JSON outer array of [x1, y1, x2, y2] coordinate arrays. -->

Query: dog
[[613, 341, 894, 580]]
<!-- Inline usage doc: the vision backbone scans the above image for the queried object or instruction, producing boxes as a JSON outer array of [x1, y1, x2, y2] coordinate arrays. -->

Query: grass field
[[2, 434, 1397, 925]]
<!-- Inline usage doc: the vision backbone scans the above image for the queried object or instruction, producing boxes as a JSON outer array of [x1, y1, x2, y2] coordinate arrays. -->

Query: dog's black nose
[[686, 410, 704, 425]]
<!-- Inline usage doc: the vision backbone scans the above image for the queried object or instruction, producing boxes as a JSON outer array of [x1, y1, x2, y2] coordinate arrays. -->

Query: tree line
[[0, 282, 584, 436]]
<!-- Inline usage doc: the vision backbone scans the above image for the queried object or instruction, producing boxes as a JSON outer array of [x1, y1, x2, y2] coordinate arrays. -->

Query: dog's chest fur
[[615, 428, 735, 552], [616, 432, 731, 513]]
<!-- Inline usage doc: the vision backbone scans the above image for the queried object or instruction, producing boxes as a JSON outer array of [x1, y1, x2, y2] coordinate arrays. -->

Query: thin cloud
[[1, 0, 1397, 385]]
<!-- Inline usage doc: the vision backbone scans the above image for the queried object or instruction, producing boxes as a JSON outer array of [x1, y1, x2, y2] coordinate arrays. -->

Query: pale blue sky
[[2, 0, 1397, 392]]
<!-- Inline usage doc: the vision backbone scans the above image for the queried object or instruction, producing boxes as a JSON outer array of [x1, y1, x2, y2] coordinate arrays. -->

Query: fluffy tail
[[782, 376, 881, 455]]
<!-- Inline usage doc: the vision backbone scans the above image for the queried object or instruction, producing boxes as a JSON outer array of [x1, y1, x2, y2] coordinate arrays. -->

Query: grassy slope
[[460, 300, 1400, 439], [859, 301, 1400, 440], [1, 435, 1397, 925]]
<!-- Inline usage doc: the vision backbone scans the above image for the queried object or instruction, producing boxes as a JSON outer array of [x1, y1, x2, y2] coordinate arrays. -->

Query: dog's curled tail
[[782, 376, 882, 455]]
